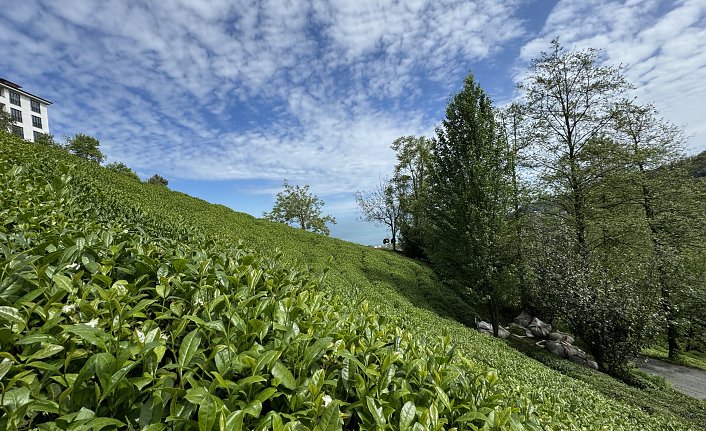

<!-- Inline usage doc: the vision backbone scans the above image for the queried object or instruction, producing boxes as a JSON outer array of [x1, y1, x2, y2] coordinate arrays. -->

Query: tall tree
[[612, 100, 706, 359], [518, 42, 675, 372], [426, 73, 518, 337], [355, 178, 402, 250], [520, 39, 630, 259], [65, 133, 105, 163], [496, 103, 533, 293], [391, 136, 434, 258], [264, 181, 336, 235]]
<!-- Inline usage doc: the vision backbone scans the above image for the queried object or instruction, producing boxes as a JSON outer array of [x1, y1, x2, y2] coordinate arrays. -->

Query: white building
[[0, 78, 52, 142]]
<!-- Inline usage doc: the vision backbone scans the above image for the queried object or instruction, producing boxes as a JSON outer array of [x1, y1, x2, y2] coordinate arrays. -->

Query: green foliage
[[65, 133, 105, 164], [105, 162, 140, 181], [147, 174, 168, 186], [517, 41, 694, 372], [391, 136, 434, 258], [33, 133, 60, 148], [426, 73, 520, 337], [507, 336, 706, 427], [0, 139, 536, 430], [0, 109, 15, 133], [0, 134, 700, 430], [264, 181, 336, 235]]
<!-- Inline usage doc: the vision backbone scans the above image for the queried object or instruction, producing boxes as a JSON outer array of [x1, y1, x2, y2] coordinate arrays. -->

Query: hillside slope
[[1, 135, 704, 430]]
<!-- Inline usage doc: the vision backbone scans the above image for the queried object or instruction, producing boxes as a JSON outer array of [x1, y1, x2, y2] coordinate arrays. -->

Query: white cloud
[[0, 0, 528, 198]]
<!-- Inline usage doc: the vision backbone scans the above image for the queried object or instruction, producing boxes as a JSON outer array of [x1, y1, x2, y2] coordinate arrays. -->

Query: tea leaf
[[178, 329, 201, 368]]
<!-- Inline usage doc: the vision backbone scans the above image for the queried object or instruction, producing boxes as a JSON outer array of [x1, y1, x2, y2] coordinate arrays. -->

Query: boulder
[[528, 317, 552, 338], [547, 331, 575, 344], [569, 355, 599, 370], [508, 323, 533, 337], [477, 320, 492, 332], [537, 340, 582, 359], [513, 311, 533, 328], [477, 321, 511, 338]]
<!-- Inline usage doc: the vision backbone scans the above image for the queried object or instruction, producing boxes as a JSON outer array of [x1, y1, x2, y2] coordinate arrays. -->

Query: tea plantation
[[1, 134, 704, 430]]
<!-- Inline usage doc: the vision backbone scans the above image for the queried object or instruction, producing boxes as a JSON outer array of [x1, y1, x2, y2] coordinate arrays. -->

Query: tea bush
[[0, 140, 538, 430], [1, 134, 703, 430]]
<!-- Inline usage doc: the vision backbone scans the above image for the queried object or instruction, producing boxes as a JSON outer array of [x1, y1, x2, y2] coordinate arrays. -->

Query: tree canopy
[[65, 133, 105, 163], [106, 162, 140, 181], [355, 178, 402, 250], [425, 73, 519, 337], [147, 174, 169, 186], [263, 181, 336, 235]]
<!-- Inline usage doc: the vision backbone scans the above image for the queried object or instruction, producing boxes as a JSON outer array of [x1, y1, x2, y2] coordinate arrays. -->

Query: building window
[[11, 108, 22, 122], [32, 115, 42, 129], [0, 87, 4, 97], [33, 131, 44, 141], [30, 99, 40, 113], [0, 103, 4, 112], [11, 125, 23, 137], [9, 90, 21, 106]]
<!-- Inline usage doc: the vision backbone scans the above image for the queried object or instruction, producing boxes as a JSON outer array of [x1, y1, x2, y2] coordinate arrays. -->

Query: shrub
[[147, 174, 168, 186], [105, 162, 140, 180]]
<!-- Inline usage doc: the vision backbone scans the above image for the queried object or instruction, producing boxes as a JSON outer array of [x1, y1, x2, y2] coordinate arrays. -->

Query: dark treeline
[[358, 40, 706, 374]]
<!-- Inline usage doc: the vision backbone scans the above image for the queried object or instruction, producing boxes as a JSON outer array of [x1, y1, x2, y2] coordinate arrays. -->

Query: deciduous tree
[[612, 100, 706, 360], [34, 132, 60, 147], [391, 135, 434, 258], [355, 178, 402, 250], [264, 181, 336, 235], [520, 39, 630, 259], [65, 133, 105, 163]]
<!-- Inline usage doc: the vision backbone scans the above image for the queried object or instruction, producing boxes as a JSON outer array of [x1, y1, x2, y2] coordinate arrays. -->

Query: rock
[[477, 321, 510, 338], [477, 320, 492, 332], [528, 317, 552, 338], [537, 340, 582, 359], [497, 325, 511, 339], [538, 340, 568, 358], [514, 311, 533, 328], [509, 323, 533, 337], [547, 331, 575, 344], [569, 355, 599, 370]]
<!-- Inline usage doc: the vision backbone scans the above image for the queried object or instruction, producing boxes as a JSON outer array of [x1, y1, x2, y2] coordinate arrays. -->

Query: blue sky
[[2, 0, 706, 245]]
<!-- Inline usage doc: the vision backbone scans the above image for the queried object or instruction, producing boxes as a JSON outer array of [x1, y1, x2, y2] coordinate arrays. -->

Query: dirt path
[[638, 356, 706, 400]]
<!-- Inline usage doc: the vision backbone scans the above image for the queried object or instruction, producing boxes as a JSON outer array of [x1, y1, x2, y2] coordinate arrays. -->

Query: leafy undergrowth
[[1, 134, 703, 430], [643, 345, 706, 372]]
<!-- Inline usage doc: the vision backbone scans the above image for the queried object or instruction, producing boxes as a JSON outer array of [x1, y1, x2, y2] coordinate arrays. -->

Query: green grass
[[2, 134, 706, 430], [643, 345, 706, 372]]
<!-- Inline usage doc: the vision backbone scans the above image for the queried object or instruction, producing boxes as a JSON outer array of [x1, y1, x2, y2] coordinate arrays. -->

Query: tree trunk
[[667, 317, 680, 360], [489, 296, 500, 338], [637, 162, 680, 360], [568, 145, 587, 259]]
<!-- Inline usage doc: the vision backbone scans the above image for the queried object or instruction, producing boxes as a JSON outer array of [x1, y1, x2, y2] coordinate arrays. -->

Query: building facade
[[0, 78, 52, 142]]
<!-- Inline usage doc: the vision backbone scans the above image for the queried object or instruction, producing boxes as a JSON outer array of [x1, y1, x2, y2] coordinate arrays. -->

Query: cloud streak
[[0, 0, 526, 196]]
